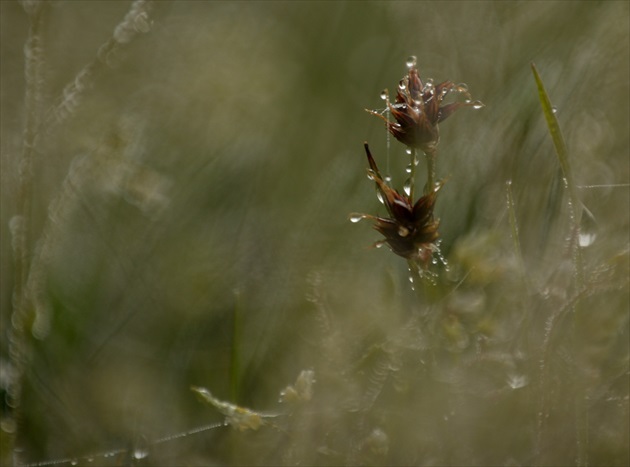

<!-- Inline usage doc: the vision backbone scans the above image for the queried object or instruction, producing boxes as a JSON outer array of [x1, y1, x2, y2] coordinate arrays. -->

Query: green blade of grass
[[531, 62, 583, 287], [531, 62, 587, 467], [531, 63, 578, 208]]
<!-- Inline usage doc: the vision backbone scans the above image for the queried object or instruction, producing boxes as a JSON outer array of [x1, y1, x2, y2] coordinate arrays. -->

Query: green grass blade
[[531, 62, 587, 467], [531, 62, 583, 286], [531, 63, 576, 201]]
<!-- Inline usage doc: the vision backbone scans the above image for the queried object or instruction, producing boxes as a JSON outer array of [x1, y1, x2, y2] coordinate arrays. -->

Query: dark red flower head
[[350, 143, 442, 265], [367, 58, 483, 153]]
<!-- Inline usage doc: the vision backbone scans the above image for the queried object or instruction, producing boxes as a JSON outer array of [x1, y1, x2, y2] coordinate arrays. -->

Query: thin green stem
[[531, 62, 587, 467], [505, 180, 531, 293], [9, 3, 47, 463], [230, 289, 243, 403], [407, 149, 417, 200], [424, 148, 436, 195]]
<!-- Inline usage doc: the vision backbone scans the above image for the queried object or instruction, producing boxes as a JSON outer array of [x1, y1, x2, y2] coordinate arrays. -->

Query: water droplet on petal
[[405, 55, 417, 68]]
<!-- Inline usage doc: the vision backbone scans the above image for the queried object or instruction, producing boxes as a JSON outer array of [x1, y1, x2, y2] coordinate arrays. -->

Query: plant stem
[[531, 62, 587, 467], [424, 147, 436, 195], [408, 149, 417, 200], [230, 289, 243, 403], [9, 2, 47, 463], [505, 180, 531, 292]]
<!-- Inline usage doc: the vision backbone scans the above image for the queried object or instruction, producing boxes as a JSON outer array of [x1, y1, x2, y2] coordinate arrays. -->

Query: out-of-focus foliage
[[1, 1, 628, 466]]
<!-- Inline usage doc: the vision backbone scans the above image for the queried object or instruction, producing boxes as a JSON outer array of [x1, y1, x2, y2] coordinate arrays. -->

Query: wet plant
[[2, 2, 628, 466], [354, 57, 483, 281]]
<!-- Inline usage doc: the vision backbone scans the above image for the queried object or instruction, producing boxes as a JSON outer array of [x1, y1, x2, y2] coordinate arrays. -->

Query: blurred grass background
[[1, 1, 628, 465]]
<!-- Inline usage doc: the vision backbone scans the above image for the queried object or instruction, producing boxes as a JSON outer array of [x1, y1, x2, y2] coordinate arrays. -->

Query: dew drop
[[405, 164, 412, 174], [405, 147, 413, 155], [456, 83, 468, 92], [133, 449, 149, 460], [578, 207, 598, 247], [507, 373, 529, 389], [70, 461, 78, 466], [403, 179, 413, 196], [405, 55, 417, 68], [471, 100, 485, 109], [398, 80, 407, 90], [349, 214, 366, 223], [366, 170, 376, 181], [380, 89, 388, 100], [376, 190, 385, 204], [578, 232, 596, 247], [552, 106, 558, 114]]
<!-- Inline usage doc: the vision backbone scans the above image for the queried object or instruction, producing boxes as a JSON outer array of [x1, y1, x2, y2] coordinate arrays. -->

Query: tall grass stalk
[[423, 147, 436, 196], [531, 62, 588, 467], [8, 2, 48, 463]]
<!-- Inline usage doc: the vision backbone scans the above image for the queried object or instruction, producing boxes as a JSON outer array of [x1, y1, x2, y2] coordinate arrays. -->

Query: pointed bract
[[361, 144, 441, 264]]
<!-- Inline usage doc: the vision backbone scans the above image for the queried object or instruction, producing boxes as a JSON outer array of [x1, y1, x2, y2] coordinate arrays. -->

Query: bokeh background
[[1, 1, 628, 465]]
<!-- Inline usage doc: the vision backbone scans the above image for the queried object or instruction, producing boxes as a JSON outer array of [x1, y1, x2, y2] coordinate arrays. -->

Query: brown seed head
[[367, 60, 483, 153], [361, 143, 442, 264]]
